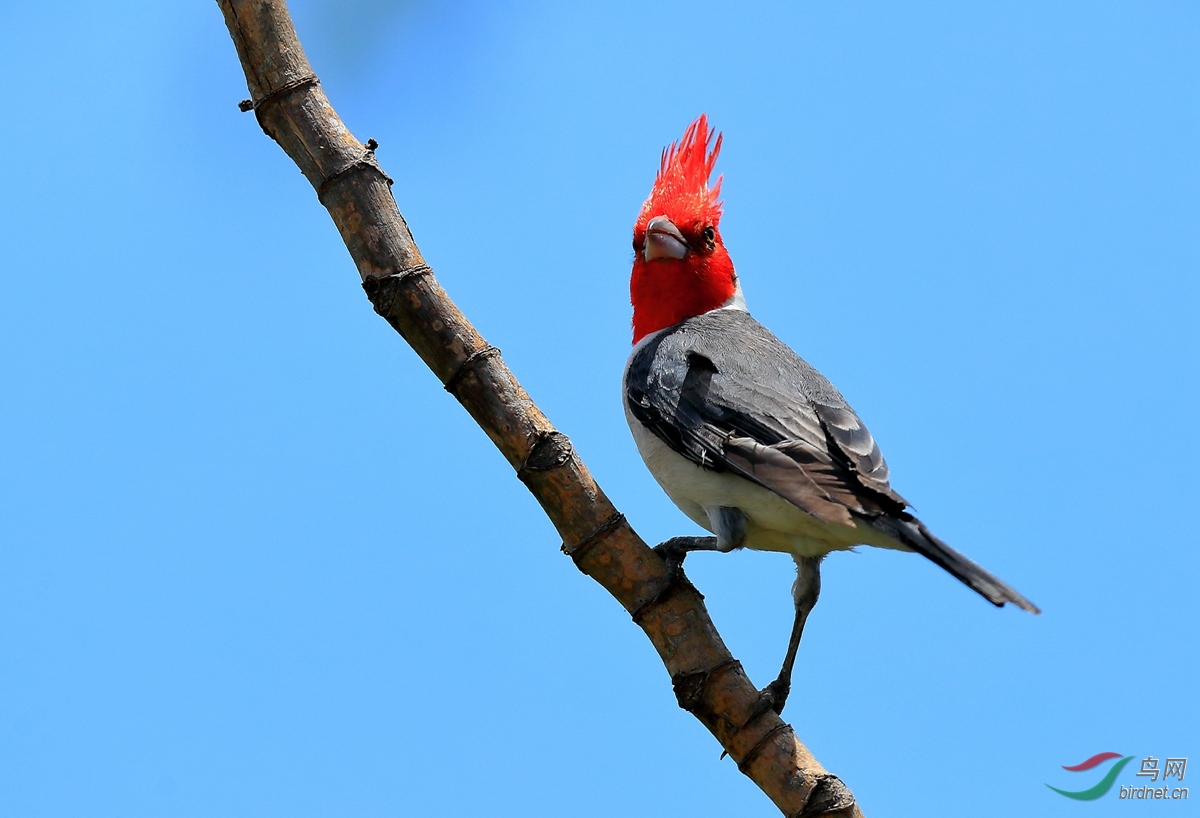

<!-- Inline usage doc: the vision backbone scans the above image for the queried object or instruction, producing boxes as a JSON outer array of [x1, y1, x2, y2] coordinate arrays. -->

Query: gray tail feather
[[870, 516, 1041, 614]]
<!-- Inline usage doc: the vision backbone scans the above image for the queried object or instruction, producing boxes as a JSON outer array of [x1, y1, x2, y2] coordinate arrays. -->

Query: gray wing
[[625, 310, 909, 527]]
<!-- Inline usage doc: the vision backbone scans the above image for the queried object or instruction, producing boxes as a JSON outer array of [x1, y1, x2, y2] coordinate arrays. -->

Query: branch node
[[240, 74, 320, 112], [796, 774, 856, 816], [561, 512, 626, 565], [517, 431, 574, 480], [670, 658, 741, 713], [362, 265, 435, 317], [738, 723, 794, 773], [317, 147, 394, 203], [443, 345, 501, 394]]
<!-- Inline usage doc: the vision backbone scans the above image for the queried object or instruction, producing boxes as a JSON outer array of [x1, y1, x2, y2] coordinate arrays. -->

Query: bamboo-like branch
[[216, 3, 864, 815]]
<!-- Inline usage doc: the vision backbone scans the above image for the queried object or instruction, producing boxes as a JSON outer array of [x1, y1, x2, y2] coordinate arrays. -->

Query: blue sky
[[1, 2, 1196, 816]]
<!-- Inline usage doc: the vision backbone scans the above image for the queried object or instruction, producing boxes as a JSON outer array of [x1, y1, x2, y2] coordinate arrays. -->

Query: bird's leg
[[652, 506, 747, 566], [651, 508, 747, 609], [757, 555, 822, 716], [652, 535, 719, 564]]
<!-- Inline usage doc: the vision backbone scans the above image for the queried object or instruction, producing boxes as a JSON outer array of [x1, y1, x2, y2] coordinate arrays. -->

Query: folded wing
[[626, 310, 907, 527]]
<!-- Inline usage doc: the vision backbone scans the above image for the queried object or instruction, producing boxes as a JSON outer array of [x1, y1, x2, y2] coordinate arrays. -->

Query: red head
[[630, 115, 739, 344]]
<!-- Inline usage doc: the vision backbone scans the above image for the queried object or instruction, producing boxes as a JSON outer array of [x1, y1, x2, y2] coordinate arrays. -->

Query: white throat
[[720, 279, 748, 312]]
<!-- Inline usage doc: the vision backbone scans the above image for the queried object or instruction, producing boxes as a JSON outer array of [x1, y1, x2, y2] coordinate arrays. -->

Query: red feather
[[636, 114, 724, 237], [631, 115, 738, 344]]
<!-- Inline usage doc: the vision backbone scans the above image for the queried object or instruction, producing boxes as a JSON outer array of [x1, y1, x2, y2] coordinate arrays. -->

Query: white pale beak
[[644, 215, 689, 261]]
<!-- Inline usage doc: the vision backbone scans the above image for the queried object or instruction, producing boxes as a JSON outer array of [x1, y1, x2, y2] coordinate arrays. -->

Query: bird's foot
[[751, 677, 791, 719], [718, 677, 793, 761], [649, 538, 697, 604], [652, 535, 712, 567], [651, 536, 721, 593], [632, 538, 705, 623]]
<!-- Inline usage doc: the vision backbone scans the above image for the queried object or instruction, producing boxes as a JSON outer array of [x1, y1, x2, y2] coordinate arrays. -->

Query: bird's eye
[[702, 226, 716, 245]]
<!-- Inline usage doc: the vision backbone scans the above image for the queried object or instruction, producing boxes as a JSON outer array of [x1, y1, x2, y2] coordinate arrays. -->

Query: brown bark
[[215, 3, 865, 815]]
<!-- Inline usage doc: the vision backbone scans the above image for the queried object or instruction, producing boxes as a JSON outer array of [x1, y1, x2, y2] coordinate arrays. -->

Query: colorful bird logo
[[1047, 752, 1135, 800]]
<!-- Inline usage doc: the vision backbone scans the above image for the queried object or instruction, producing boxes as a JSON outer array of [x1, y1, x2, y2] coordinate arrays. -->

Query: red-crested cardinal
[[623, 115, 1039, 715]]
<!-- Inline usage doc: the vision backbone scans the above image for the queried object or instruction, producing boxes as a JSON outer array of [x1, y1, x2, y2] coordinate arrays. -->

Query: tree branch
[[215, 3, 864, 815]]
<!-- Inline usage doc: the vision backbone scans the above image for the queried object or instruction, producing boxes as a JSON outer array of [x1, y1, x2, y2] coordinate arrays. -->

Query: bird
[[623, 115, 1039, 716]]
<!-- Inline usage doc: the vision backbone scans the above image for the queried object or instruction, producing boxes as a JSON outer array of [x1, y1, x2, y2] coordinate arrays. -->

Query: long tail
[[869, 516, 1041, 614]]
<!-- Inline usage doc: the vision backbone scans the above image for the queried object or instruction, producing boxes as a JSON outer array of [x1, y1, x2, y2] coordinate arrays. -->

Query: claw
[[652, 536, 697, 566], [650, 542, 689, 604], [745, 677, 791, 723], [634, 538, 701, 623], [652, 543, 682, 565]]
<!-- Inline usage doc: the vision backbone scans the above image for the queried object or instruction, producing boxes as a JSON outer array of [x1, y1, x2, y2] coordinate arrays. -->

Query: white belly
[[624, 404, 898, 558]]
